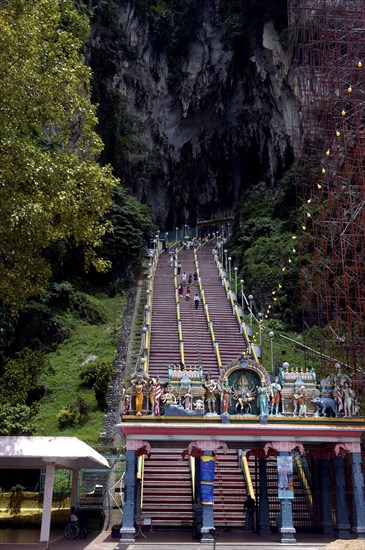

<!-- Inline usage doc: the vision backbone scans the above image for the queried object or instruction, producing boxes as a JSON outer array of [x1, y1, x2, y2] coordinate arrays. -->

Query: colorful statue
[[292, 385, 301, 416], [298, 386, 307, 417], [235, 385, 255, 414], [184, 390, 193, 410], [257, 381, 269, 416], [343, 382, 354, 417], [203, 373, 219, 414], [162, 384, 177, 405], [221, 377, 231, 414], [133, 375, 146, 416], [270, 377, 282, 416], [148, 378, 157, 416]]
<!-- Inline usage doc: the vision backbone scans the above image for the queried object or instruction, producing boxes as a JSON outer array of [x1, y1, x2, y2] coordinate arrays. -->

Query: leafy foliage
[[0, 348, 54, 407], [70, 291, 107, 324], [229, 170, 300, 324], [80, 360, 114, 408], [101, 187, 156, 275], [0, 404, 36, 436], [0, 0, 119, 311]]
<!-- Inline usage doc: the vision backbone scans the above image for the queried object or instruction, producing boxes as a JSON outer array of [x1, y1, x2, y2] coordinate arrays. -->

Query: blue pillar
[[350, 452, 365, 539], [194, 457, 203, 540], [333, 456, 351, 539], [319, 458, 335, 536], [278, 452, 296, 544], [200, 451, 215, 543], [120, 449, 137, 542], [258, 457, 271, 534]]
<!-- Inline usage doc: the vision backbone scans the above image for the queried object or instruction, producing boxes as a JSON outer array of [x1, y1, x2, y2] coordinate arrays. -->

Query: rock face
[[91, 1, 297, 227]]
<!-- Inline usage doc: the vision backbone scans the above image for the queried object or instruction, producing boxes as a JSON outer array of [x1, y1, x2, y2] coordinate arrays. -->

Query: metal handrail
[[194, 250, 223, 368]]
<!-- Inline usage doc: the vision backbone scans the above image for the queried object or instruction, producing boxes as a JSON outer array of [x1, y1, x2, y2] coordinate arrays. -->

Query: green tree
[[101, 187, 156, 274], [0, 404, 36, 436], [0, 0, 119, 312], [0, 348, 54, 406]]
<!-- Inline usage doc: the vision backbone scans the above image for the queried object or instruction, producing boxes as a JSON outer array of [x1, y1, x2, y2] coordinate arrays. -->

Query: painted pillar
[[258, 456, 271, 534], [120, 440, 151, 543], [200, 451, 215, 543], [40, 461, 55, 545], [194, 456, 203, 540], [350, 449, 365, 539], [278, 451, 296, 544], [319, 458, 335, 536], [264, 441, 303, 544], [185, 439, 228, 545], [333, 455, 351, 539]]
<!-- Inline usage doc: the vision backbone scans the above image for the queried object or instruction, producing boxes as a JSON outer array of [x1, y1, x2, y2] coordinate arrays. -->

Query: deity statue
[[257, 381, 270, 416], [148, 378, 157, 415], [184, 389, 193, 410], [203, 373, 219, 414], [235, 384, 255, 414], [292, 385, 301, 416], [270, 376, 282, 416], [343, 382, 354, 417], [162, 384, 177, 405], [133, 374, 146, 416], [298, 385, 307, 417], [221, 377, 232, 414]]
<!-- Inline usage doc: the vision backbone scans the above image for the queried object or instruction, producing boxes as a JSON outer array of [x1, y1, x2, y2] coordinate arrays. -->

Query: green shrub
[[48, 281, 75, 308], [80, 361, 114, 409], [70, 291, 107, 324], [0, 349, 54, 406], [57, 403, 78, 429], [0, 404, 36, 436]]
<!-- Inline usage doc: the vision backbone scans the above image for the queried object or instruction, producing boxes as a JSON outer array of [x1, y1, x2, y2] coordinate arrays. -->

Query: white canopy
[[0, 436, 110, 545], [0, 436, 110, 470]]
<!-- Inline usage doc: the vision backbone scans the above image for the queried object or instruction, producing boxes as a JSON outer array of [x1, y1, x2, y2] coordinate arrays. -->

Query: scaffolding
[[288, 0, 365, 393]]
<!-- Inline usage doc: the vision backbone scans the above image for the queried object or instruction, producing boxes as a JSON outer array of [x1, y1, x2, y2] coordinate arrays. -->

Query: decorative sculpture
[[270, 376, 282, 416], [133, 374, 146, 416], [343, 382, 355, 417], [203, 373, 219, 414], [298, 385, 307, 417], [221, 377, 232, 414], [257, 381, 270, 416]]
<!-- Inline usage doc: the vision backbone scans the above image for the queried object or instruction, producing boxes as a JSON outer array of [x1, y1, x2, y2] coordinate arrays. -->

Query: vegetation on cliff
[[0, 0, 154, 440]]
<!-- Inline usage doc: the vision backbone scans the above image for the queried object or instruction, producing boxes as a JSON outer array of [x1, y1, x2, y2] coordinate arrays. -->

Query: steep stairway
[[214, 449, 246, 527], [177, 248, 220, 378], [141, 447, 194, 527], [148, 252, 181, 380], [197, 245, 248, 366]]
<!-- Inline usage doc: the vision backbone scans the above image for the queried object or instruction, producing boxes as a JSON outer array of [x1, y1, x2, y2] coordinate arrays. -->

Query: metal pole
[[175, 227, 178, 243], [234, 267, 238, 295], [258, 313, 263, 347], [248, 294, 253, 332], [224, 250, 228, 271], [240, 280, 244, 313], [228, 257, 232, 282], [269, 331, 274, 372]]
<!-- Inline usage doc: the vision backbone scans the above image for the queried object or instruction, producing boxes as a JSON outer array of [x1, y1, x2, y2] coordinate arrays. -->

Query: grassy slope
[[34, 292, 126, 447]]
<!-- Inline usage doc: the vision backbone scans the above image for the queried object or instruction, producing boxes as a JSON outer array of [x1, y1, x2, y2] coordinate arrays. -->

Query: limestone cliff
[[90, 0, 297, 228]]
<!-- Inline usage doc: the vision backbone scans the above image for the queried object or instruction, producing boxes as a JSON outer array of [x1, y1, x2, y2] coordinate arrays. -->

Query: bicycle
[[64, 522, 87, 540]]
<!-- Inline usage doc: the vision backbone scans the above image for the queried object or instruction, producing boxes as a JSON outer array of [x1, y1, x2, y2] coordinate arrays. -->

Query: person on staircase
[[186, 286, 190, 300], [194, 293, 200, 309], [178, 283, 184, 298], [177, 261, 181, 275], [182, 272, 187, 285], [188, 273, 192, 284], [193, 272, 198, 286]]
